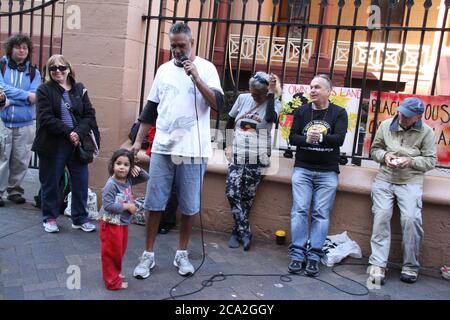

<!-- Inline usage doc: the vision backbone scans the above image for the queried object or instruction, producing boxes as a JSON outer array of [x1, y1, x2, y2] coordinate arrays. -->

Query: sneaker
[[173, 250, 195, 276], [400, 270, 418, 284], [228, 233, 240, 249], [0, 198, 4, 207], [441, 266, 450, 280], [133, 252, 155, 279], [305, 260, 320, 277], [43, 219, 59, 233], [72, 222, 96, 232], [7, 194, 26, 204], [242, 234, 252, 251], [367, 265, 386, 285], [288, 260, 303, 274]]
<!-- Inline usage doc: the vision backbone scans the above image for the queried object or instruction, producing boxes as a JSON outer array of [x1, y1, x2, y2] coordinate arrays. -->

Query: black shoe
[[242, 234, 252, 251], [305, 260, 320, 277], [158, 224, 171, 234], [0, 198, 4, 207], [7, 194, 26, 204], [400, 271, 418, 284], [288, 260, 303, 274], [228, 233, 240, 248]]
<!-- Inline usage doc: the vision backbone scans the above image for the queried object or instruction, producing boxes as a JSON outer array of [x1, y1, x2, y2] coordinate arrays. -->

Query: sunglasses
[[48, 65, 68, 72]]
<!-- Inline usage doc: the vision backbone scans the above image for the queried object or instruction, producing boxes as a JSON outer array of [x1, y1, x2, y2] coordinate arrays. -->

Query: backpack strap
[[28, 64, 36, 83]]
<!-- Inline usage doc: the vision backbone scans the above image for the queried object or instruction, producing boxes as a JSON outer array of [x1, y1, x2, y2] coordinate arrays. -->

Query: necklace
[[311, 105, 328, 122]]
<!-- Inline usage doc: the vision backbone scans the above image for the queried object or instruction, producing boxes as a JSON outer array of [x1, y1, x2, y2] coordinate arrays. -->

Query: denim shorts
[[143, 153, 207, 215]]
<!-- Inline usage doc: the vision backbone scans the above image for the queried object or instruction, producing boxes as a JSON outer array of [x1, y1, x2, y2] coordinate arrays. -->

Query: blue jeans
[[39, 139, 89, 225], [289, 167, 338, 262]]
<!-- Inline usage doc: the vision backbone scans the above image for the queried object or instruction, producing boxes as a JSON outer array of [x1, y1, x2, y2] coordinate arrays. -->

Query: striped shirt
[[60, 91, 74, 128]]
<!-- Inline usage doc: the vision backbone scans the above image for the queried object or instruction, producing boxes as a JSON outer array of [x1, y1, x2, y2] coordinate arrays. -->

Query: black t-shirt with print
[[289, 102, 348, 173]]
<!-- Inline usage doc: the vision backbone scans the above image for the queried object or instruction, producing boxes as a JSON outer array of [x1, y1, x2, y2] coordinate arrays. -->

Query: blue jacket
[[0, 56, 41, 128]]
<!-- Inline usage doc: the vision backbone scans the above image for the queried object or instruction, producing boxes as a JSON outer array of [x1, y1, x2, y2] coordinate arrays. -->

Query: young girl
[[100, 149, 149, 290]]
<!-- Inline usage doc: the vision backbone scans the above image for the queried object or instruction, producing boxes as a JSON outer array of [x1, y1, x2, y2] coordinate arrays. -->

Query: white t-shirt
[[229, 93, 281, 163], [147, 57, 223, 158]]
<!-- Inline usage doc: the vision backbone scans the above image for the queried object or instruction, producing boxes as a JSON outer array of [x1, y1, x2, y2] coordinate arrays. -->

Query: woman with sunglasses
[[32, 54, 99, 233], [224, 71, 282, 250]]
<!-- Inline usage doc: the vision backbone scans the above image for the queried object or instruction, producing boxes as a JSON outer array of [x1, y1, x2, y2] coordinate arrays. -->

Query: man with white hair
[[288, 74, 348, 277], [368, 97, 436, 285]]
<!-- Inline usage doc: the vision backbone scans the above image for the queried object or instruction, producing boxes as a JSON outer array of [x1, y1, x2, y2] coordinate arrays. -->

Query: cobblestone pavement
[[1, 202, 449, 300]]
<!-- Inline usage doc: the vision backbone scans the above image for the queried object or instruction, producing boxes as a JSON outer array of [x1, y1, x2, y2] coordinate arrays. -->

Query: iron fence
[[140, 0, 450, 168]]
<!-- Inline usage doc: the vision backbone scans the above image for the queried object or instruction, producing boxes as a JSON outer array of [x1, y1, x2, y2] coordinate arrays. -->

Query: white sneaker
[[43, 219, 59, 233], [72, 222, 96, 232], [173, 250, 195, 276], [441, 266, 450, 280], [133, 252, 155, 279], [367, 265, 386, 285]]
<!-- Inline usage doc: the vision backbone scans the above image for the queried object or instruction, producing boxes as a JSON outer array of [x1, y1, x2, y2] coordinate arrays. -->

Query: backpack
[[0, 59, 37, 83], [34, 167, 71, 213]]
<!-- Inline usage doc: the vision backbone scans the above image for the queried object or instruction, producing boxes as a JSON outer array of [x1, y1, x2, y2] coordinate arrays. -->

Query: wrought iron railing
[[139, 0, 450, 168]]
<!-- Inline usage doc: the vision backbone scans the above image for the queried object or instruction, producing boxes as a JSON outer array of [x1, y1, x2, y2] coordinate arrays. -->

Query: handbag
[[63, 91, 99, 164], [78, 129, 99, 163], [76, 144, 94, 164]]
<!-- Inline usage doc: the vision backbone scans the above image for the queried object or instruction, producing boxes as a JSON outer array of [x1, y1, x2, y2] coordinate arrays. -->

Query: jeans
[[369, 179, 423, 273], [39, 139, 89, 225], [289, 167, 338, 262]]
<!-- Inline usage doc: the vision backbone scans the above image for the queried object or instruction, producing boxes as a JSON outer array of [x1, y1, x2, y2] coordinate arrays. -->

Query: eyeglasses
[[48, 65, 68, 72], [252, 73, 269, 86]]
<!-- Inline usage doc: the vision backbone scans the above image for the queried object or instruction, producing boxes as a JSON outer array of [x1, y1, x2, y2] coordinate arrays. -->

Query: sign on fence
[[278, 84, 360, 155], [364, 92, 450, 166]]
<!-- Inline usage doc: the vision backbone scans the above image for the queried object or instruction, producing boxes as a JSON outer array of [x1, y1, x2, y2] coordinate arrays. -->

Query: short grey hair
[[169, 22, 192, 40], [249, 71, 269, 91], [313, 74, 333, 90]]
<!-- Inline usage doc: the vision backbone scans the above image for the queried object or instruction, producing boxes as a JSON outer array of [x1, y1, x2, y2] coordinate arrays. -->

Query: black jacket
[[32, 81, 97, 156]]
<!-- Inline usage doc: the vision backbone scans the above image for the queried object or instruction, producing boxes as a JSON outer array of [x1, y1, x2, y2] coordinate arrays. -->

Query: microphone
[[179, 55, 194, 81]]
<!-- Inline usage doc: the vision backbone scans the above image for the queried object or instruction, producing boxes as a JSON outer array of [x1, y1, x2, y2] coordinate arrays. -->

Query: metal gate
[[140, 0, 450, 168], [0, 0, 66, 169]]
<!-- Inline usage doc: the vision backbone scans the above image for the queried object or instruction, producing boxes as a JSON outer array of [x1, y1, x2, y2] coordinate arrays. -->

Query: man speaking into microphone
[[132, 22, 224, 279]]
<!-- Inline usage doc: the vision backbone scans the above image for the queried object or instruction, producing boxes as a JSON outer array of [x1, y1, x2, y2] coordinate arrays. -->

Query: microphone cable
[[166, 67, 208, 300], [163, 63, 370, 300]]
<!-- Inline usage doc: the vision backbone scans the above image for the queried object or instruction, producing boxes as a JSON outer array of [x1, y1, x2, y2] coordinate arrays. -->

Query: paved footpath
[[1, 201, 449, 300]]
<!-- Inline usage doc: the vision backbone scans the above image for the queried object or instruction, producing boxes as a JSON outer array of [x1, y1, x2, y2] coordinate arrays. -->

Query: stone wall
[[200, 156, 450, 268], [63, 0, 152, 193]]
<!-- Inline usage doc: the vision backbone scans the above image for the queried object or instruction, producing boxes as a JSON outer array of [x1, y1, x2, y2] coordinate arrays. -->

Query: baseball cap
[[396, 97, 425, 118]]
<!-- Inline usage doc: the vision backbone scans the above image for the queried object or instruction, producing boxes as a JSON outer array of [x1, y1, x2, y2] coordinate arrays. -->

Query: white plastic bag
[[321, 231, 362, 267], [64, 188, 100, 220]]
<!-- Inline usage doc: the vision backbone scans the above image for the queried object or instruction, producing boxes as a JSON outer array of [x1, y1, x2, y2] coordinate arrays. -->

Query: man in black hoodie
[[287, 74, 348, 277]]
